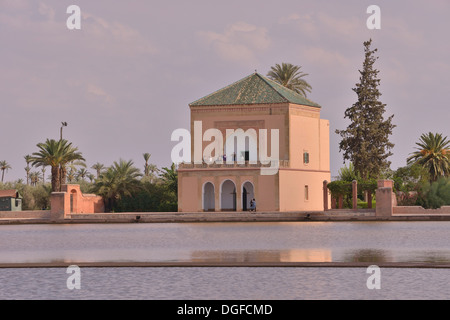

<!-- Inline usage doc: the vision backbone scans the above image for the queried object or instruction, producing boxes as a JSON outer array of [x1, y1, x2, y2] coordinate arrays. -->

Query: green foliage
[[336, 39, 395, 180], [266, 62, 312, 97], [338, 162, 360, 182], [327, 180, 352, 198], [90, 160, 177, 212], [357, 199, 376, 209], [160, 163, 178, 195], [357, 180, 378, 194], [30, 139, 85, 192], [407, 132, 450, 182], [114, 181, 177, 212], [416, 177, 450, 209], [90, 159, 142, 212], [327, 177, 377, 209], [393, 163, 429, 193]]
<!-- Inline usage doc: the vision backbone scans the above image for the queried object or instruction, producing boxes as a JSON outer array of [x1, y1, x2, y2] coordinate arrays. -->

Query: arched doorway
[[220, 180, 236, 211], [242, 181, 255, 211], [203, 182, 215, 212]]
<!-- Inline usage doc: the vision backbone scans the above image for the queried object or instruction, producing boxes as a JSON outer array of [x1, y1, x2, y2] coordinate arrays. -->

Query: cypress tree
[[336, 39, 395, 180]]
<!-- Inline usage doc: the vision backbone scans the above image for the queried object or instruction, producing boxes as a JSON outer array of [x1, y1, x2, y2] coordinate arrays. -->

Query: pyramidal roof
[[189, 72, 320, 108]]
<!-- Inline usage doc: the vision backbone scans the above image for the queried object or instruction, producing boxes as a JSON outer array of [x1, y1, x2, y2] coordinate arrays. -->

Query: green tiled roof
[[189, 72, 321, 108]]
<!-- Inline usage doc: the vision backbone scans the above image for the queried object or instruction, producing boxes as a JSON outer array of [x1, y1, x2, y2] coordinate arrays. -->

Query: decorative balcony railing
[[178, 160, 290, 169]]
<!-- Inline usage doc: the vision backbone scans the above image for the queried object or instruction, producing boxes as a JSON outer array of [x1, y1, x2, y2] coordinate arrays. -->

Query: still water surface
[[1, 221, 450, 299], [1, 221, 450, 264], [1, 267, 450, 300]]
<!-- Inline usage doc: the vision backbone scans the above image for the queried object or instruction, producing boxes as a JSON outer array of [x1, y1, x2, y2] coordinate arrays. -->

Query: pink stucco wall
[[51, 184, 104, 219], [190, 103, 290, 161], [179, 102, 331, 212], [279, 169, 330, 211], [288, 109, 329, 172]]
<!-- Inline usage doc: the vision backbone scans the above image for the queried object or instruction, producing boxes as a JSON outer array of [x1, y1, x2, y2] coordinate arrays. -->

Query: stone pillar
[[235, 177, 242, 212], [331, 196, 337, 209], [323, 180, 329, 211], [375, 180, 395, 217], [50, 192, 66, 221], [338, 195, 343, 209], [214, 178, 220, 212], [352, 180, 358, 210], [367, 192, 373, 209]]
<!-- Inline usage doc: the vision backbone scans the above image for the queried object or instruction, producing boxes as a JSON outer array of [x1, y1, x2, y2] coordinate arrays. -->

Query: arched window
[[202, 182, 215, 212], [220, 180, 236, 211]]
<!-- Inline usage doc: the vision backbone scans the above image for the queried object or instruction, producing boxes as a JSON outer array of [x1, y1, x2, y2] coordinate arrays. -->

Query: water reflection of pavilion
[[190, 249, 332, 263]]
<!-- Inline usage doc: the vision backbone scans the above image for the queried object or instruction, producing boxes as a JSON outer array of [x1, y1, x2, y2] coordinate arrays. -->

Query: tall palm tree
[[60, 158, 85, 186], [91, 159, 142, 211], [41, 167, 46, 184], [267, 62, 312, 97], [407, 132, 450, 182], [147, 163, 159, 183], [91, 162, 105, 179], [29, 171, 41, 186], [24, 155, 32, 185], [30, 139, 85, 192], [143, 153, 151, 176], [24, 166, 31, 185], [77, 168, 89, 181], [0, 160, 12, 183], [87, 173, 95, 183], [31, 139, 63, 191], [67, 167, 76, 183]]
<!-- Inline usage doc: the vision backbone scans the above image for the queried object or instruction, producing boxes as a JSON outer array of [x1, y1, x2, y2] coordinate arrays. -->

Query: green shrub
[[357, 199, 376, 209], [114, 181, 177, 212], [416, 177, 450, 209]]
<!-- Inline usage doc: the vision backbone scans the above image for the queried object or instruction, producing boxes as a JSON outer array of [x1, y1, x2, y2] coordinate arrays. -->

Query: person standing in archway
[[250, 198, 256, 212]]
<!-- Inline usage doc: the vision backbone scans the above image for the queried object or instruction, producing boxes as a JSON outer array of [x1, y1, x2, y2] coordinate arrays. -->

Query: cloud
[[38, 1, 55, 21], [80, 12, 158, 57], [278, 10, 424, 49], [302, 46, 351, 68], [278, 12, 361, 42], [86, 84, 115, 105], [198, 22, 270, 64], [0, 2, 157, 57]]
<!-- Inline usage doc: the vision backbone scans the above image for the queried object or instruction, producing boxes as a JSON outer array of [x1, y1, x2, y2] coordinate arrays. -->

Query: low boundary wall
[[393, 206, 450, 215], [0, 210, 50, 219]]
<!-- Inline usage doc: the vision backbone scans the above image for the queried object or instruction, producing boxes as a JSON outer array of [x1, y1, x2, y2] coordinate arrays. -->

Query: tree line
[[0, 139, 177, 212]]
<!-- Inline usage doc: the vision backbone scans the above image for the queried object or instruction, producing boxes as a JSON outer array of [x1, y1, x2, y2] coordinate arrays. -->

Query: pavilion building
[[177, 72, 330, 212]]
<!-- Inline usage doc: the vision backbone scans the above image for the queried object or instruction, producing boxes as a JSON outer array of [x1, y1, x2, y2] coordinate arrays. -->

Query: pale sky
[[1, 0, 449, 181]]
